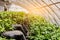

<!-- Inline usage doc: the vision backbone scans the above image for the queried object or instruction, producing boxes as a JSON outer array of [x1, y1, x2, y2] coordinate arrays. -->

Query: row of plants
[[28, 14, 60, 40], [0, 12, 60, 40], [0, 12, 26, 40]]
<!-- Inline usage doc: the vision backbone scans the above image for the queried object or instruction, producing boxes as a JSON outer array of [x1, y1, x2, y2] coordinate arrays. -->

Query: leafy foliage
[[28, 14, 60, 40], [0, 11, 26, 40], [0, 12, 60, 40]]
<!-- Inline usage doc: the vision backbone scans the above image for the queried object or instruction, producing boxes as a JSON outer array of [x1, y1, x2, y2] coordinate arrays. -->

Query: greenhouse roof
[[11, 0, 60, 25]]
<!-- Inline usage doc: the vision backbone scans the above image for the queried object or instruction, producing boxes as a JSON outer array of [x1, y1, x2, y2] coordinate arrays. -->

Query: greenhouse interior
[[0, 0, 60, 40]]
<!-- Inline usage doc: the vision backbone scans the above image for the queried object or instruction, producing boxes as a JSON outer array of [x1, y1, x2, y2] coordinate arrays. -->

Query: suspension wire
[[40, 2, 60, 8], [35, 0, 57, 24], [41, 0, 60, 25], [41, 0, 59, 18], [50, 0, 60, 10]]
